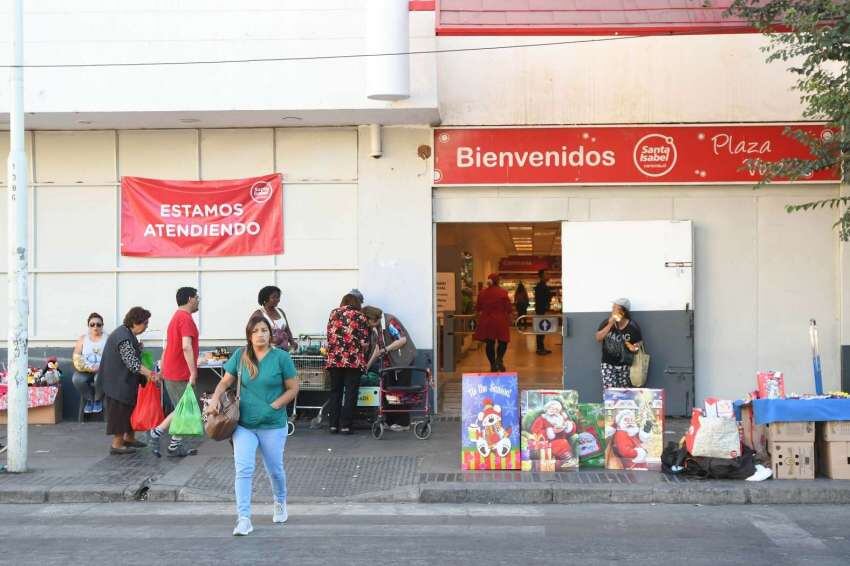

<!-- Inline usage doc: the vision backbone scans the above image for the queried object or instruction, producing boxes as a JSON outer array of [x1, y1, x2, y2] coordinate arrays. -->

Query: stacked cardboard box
[[767, 421, 815, 479], [817, 421, 850, 480]]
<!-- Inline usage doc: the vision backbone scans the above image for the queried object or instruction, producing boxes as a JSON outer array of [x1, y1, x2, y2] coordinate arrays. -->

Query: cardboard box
[[520, 390, 580, 472], [820, 421, 850, 442], [0, 389, 62, 425], [577, 403, 606, 468], [818, 440, 850, 480], [740, 404, 768, 461], [603, 388, 665, 471], [769, 441, 815, 480], [461, 373, 521, 471], [768, 421, 815, 442]]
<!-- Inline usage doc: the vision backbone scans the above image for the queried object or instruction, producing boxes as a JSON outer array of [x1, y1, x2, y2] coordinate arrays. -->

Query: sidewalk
[[2, 419, 850, 505]]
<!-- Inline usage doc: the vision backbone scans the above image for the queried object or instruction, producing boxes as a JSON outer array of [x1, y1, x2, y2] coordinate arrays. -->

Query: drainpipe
[[366, 0, 410, 101]]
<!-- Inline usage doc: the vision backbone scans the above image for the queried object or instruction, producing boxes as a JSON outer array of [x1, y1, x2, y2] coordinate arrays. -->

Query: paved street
[[1, 503, 848, 565]]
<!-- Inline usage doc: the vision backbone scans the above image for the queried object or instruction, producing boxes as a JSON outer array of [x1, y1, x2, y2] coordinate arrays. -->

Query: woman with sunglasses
[[72, 313, 108, 414]]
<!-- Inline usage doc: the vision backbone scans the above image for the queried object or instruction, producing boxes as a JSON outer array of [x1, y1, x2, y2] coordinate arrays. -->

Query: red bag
[[131, 382, 165, 431]]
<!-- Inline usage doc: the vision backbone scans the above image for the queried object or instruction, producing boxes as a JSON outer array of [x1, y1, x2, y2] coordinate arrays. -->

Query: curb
[[417, 480, 850, 505]]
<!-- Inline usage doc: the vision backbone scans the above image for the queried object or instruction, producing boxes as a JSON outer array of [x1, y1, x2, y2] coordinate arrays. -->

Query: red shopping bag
[[131, 382, 165, 431]]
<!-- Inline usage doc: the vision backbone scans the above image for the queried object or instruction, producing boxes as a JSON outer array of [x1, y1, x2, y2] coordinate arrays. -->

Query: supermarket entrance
[[435, 222, 563, 414]]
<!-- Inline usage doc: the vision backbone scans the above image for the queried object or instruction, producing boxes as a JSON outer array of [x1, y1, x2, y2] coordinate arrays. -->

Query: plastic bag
[[131, 381, 165, 431], [685, 408, 741, 459], [168, 384, 204, 437], [629, 344, 650, 387]]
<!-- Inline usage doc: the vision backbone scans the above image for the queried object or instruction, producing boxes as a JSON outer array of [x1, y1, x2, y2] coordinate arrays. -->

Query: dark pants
[[536, 334, 546, 353], [383, 369, 412, 427], [105, 397, 134, 436], [327, 367, 360, 429], [485, 339, 508, 371]]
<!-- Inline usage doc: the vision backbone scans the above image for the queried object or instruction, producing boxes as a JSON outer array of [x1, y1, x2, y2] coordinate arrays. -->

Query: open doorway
[[435, 222, 563, 415]]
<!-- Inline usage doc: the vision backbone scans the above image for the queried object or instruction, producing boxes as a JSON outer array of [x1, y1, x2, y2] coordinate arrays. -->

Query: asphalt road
[[1, 503, 848, 565]]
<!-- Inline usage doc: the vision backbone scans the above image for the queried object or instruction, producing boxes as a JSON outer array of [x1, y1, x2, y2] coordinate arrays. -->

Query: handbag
[[629, 343, 650, 387], [205, 362, 242, 441]]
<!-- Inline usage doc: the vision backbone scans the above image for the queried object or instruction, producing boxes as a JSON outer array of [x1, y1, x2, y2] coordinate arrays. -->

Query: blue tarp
[[751, 399, 850, 425]]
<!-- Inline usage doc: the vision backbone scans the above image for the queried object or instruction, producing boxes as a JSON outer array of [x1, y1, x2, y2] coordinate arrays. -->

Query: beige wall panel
[[118, 272, 200, 340], [275, 128, 357, 183], [675, 197, 758, 401], [757, 196, 840, 393], [277, 239, 357, 270], [34, 273, 117, 339], [117, 130, 200, 269], [284, 184, 357, 240], [275, 270, 359, 337], [200, 128, 274, 180], [118, 130, 199, 179], [199, 271, 276, 339], [433, 195, 567, 222], [35, 186, 117, 270], [198, 129, 277, 269], [34, 131, 116, 184], [589, 197, 674, 221]]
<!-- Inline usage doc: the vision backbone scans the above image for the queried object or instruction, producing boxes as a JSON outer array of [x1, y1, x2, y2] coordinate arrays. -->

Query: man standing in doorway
[[534, 270, 552, 356], [149, 287, 200, 457]]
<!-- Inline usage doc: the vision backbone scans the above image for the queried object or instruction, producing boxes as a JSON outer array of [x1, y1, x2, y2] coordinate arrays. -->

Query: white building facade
[[1, 1, 847, 417]]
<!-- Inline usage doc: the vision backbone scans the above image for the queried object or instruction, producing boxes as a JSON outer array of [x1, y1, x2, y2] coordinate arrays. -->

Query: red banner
[[121, 174, 283, 257], [434, 124, 839, 186]]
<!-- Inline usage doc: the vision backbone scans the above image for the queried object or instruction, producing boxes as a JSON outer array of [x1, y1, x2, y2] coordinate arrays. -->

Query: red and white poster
[[434, 124, 839, 186], [121, 173, 283, 258]]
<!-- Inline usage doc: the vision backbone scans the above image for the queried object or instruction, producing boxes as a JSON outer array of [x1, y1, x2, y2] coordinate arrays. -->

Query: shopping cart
[[290, 334, 330, 434]]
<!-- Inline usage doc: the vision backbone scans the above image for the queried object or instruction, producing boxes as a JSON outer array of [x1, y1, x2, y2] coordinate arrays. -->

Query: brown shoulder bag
[[205, 362, 241, 441]]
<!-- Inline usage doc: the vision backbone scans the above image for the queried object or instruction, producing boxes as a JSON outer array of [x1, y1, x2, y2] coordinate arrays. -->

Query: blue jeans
[[233, 425, 287, 519]]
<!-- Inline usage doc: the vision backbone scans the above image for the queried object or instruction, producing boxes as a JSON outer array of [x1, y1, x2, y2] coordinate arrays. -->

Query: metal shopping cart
[[290, 334, 330, 434]]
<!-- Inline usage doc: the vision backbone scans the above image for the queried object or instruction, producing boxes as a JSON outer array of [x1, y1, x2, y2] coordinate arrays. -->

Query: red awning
[[437, 0, 754, 36]]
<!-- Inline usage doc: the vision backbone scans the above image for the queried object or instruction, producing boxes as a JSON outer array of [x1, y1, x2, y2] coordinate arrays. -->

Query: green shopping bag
[[140, 351, 155, 371], [168, 384, 204, 437]]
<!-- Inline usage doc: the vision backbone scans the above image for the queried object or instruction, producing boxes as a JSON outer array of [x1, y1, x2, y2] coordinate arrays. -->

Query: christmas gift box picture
[[520, 390, 580, 472], [603, 388, 665, 471], [462, 373, 521, 470], [577, 403, 607, 468]]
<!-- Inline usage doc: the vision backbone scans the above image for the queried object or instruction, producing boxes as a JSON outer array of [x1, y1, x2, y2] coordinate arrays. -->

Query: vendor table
[[753, 398, 850, 425]]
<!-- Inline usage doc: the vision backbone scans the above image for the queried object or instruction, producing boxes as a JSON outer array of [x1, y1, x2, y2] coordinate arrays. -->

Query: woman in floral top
[[325, 293, 369, 434]]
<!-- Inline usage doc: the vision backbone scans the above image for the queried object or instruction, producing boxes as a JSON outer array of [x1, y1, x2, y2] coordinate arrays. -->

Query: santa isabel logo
[[250, 181, 273, 204], [633, 134, 677, 177]]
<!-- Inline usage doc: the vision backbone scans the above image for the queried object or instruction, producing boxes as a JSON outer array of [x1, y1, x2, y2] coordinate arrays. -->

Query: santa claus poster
[[603, 388, 665, 471], [461, 373, 521, 470], [577, 403, 607, 468], [520, 390, 579, 472]]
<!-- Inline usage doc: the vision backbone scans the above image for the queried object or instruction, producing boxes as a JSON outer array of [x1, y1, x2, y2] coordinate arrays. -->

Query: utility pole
[[6, 0, 29, 473]]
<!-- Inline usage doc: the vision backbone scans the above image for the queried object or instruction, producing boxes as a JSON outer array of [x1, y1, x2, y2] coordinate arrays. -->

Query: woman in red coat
[[474, 273, 513, 372]]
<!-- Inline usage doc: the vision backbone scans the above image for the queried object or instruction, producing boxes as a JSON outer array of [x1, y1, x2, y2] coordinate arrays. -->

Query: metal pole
[[6, 0, 29, 473]]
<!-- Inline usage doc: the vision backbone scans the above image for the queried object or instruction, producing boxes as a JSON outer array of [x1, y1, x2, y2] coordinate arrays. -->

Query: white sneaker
[[273, 501, 288, 524], [745, 464, 773, 482], [389, 424, 409, 432], [233, 516, 254, 536]]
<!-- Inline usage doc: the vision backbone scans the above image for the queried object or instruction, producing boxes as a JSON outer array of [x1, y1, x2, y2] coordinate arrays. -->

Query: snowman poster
[[461, 373, 521, 470]]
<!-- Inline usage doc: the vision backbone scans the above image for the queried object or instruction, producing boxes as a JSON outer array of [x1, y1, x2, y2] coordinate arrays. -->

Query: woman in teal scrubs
[[206, 314, 299, 536]]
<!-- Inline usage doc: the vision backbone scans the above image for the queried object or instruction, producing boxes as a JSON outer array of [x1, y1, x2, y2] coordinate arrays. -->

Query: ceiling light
[[76, 120, 93, 125], [178, 118, 201, 124], [508, 226, 533, 232], [281, 116, 303, 121]]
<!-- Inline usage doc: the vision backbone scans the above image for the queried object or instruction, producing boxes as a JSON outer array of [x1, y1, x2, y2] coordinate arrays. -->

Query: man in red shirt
[[149, 287, 200, 457]]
